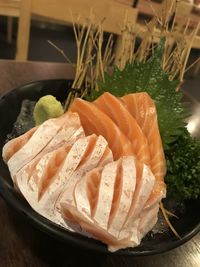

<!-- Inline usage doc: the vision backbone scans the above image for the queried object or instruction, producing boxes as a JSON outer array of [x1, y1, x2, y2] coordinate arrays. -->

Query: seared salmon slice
[[108, 156, 136, 237], [74, 168, 102, 220], [5, 112, 84, 186], [59, 135, 113, 210], [61, 202, 136, 250], [122, 93, 166, 206], [94, 92, 151, 166], [2, 96, 163, 252], [69, 98, 135, 160], [61, 156, 153, 251], [16, 123, 84, 192], [15, 133, 113, 226], [92, 160, 118, 229], [4, 112, 78, 178], [118, 163, 155, 240], [2, 127, 37, 162], [137, 203, 159, 243]]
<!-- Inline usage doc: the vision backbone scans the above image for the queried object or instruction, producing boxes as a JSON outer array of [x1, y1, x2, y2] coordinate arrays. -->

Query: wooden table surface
[[0, 59, 199, 267]]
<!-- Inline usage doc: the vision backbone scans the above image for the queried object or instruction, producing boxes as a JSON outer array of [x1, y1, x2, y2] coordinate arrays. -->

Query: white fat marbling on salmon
[[137, 203, 159, 243], [60, 135, 113, 208], [2, 127, 37, 163], [108, 156, 136, 237], [60, 155, 157, 251], [38, 136, 89, 202], [118, 164, 155, 240], [45, 113, 84, 149], [98, 147, 113, 167], [92, 161, 118, 229], [6, 112, 83, 178], [7, 118, 64, 177], [15, 135, 96, 227], [15, 131, 84, 192], [72, 169, 101, 222], [39, 135, 112, 226], [14, 112, 85, 191], [15, 143, 72, 226], [108, 218, 140, 252], [73, 172, 93, 219], [2, 107, 162, 252], [73, 140, 113, 220]]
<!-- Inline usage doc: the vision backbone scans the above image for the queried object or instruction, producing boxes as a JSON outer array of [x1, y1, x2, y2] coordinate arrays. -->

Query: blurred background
[[0, 0, 200, 98]]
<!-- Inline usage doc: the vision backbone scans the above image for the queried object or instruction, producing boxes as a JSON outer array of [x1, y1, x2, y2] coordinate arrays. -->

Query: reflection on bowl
[[187, 106, 200, 138]]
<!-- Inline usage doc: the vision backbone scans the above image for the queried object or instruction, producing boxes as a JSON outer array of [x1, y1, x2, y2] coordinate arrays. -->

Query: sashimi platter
[[0, 11, 200, 254]]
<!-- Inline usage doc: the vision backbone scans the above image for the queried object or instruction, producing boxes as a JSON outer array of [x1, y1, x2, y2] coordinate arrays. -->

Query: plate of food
[[0, 12, 200, 256], [0, 78, 199, 255]]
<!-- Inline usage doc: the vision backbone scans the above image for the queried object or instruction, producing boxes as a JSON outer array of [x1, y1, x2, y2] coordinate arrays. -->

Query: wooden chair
[[137, 0, 200, 47], [0, 0, 21, 43], [15, 0, 138, 60]]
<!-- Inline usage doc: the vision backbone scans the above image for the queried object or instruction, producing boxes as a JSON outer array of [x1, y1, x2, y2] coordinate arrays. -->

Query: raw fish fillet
[[2, 126, 37, 162], [2, 98, 162, 252], [3, 112, 113, 228], [69, 98, 135, 160], [61, 156, 156, 251], [3, 112, 82, 179], [122, 93, 166, 207], [33, 133, 112, 226], [94, 92, 151, 166]]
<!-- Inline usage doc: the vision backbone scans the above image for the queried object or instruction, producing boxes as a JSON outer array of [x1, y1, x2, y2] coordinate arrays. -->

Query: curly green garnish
[[165, 130, 200, 200]]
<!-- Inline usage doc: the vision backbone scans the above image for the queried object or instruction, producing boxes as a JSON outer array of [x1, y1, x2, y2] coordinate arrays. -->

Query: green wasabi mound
[[33, 95, 64, 125]]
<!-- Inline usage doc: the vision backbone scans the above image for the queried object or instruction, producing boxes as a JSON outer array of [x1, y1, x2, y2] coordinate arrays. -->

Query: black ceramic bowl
[[0, 79, 199, 256]]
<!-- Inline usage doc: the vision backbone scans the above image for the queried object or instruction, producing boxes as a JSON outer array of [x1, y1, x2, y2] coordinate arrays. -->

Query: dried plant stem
[[94, 25, 105, 83], [164, 208, 179, 219], [64, 11, 99, 110], [185, 56, 200, 73], [180, 23, 200, 81], [160, 202, 181, 239], [49, 1, 200, 110], [115, 12, 137, 69], [103, 34, 114, 69], [47, 40, 72, 63]]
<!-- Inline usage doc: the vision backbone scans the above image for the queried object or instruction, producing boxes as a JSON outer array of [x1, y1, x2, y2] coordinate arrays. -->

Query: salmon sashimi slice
[[74, 168, 102, 220], [15, 122, 84, 190], [43, 112, 85, 150], [108, 156, 136, 237], [122, 93, 166, 206], [69, 98, 135, 160], [33, 135, 97, 205], [5, 112, 73, 178], [2, 95, 164, 251], [118, 164, 155, 240], [136, 204, 159, 243], [61, 202, 136, 251], [6, 112, 84, 186], [16, 134, 113, 227], [91, 160, 118, 229], [108, 218, 140, 252], [97, 146, 113, 167], [59, 135, 113, 210], [15, 110, 85, 206], [75, 156, 136, 234], [110, 203, 159, 250], [94, 92, 151, 166], [15, 143, 72, 213], [61, 156, 153, 251], [37, 144, 72, 200], [2, 126, 37, 162]]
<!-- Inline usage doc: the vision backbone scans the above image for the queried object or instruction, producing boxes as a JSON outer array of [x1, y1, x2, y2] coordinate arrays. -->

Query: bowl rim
[[0, 79, 199, 256]]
